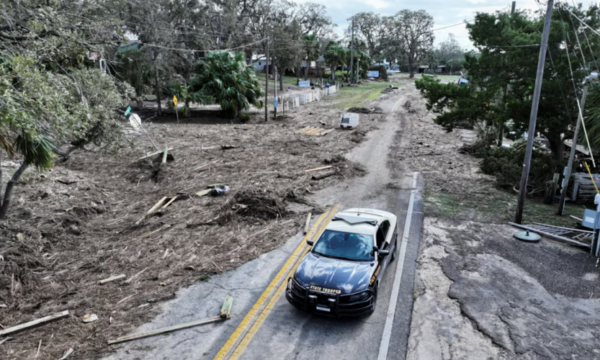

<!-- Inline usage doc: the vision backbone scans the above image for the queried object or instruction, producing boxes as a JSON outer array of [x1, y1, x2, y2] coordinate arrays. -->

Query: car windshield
[[312, 230, 374, 261]]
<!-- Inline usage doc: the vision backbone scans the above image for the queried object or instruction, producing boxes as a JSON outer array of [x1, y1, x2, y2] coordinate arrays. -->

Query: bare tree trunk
[[0, 161, 29, 220], [331, 66, 336, 81], [304, 62, 309, 80], [154, 53, 162, 115], [408, 56, 415, 79], [279, 70, 284, 91]]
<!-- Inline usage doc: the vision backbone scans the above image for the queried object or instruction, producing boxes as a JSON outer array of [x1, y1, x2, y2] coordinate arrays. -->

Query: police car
[[286, 208, 398, 317]]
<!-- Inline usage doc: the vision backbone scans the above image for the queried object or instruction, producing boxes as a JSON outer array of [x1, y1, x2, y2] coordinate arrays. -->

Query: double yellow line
[[214, 204, 340, 360]]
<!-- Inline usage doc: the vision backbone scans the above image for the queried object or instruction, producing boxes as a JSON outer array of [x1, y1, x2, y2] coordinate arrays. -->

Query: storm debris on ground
[[0, 95, 378, 358]]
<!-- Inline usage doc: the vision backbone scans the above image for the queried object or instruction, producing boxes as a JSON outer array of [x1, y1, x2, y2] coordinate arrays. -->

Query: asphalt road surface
[[104, 90, 423, 360]]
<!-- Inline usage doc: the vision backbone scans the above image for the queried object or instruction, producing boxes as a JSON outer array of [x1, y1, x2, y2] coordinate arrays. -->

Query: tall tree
[[352, 12, 385, 61], [435, 34, 464, 72], [302, 33, 320, 79], [385, 10, 435, 78]]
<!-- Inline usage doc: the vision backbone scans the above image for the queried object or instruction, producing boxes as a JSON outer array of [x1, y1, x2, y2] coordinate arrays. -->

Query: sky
[[294, 0, 599, 49]]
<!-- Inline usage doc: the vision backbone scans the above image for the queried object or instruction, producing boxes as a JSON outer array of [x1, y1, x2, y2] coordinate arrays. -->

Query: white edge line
[[377, 172, 418, 360]]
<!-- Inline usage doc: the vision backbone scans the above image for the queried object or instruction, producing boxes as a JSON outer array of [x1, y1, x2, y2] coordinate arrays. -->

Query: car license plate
[[316, 305, 330, 312]]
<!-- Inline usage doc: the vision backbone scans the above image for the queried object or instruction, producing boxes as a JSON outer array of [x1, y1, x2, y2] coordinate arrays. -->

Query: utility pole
[[349, 17, 355, 85], [265, 32, 269, 122], [515, 0, 554, 224], [356, 58, 360, 82], [274, 66, 278, 119], [558, 86, 589, 215], [511, 0, 516, 14]]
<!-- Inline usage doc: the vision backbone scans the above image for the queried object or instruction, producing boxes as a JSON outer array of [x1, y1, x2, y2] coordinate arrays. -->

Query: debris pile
[[224, 190, 288, 221], [347, 107, 383, 114]]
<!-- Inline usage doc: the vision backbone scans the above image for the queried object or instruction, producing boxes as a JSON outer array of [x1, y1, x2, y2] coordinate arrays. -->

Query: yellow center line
[[214, 204, 339, 360], [227, 205, 339, 360]]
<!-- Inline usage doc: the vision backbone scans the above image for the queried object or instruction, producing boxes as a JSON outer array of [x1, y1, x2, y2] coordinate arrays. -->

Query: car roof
[[325, 208, 396, 235]]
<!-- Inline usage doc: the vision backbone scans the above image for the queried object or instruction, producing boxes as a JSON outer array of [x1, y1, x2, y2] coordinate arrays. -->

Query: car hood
[[294, 252, 374, 294]]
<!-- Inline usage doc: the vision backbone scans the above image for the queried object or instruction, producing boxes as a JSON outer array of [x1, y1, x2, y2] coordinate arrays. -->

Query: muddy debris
[[347, 106, 383, 114]]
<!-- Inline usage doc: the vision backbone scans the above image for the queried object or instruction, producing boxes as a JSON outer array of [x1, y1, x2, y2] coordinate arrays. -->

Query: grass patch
[[330, 82, 394, 109], [424, 188, 586, 228]]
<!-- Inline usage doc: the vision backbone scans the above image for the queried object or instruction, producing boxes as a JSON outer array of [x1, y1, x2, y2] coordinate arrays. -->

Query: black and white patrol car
[[286, 208, 398, 317]]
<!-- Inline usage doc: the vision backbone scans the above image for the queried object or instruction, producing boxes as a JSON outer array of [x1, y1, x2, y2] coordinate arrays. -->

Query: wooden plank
[[220, 295, 234, 319], [147, 197, 168, 215], [161, 148, 169, 165], [125, 268, 148, 284], [305, 166, 333, 173], [98, 274, 126, 285], [311, 170, 336, 180], [162, 196, 179, 209], [304, 212, 312, 235], [196, 189, 213, 197], [107, 316, 224, 345], [138, 148, 174, 161], [0, 310, 69, 336]]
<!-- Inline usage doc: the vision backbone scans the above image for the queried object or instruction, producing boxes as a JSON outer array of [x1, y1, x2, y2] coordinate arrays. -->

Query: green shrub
[[239, 113, 251, 123], [480, 142, 556, 193]]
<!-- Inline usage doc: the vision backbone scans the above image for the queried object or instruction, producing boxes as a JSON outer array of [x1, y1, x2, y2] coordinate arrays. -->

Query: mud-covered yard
[[0, 84, 391, 359], [391, 83, 600, 359]]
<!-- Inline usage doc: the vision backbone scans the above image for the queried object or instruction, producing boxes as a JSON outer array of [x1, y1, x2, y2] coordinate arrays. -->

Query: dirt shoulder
[[0, 82, 395, 359], [392, 82, 600, 359]]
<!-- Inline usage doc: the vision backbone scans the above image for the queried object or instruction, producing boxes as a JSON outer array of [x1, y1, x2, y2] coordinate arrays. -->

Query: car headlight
[[348, 291, 369, 302]]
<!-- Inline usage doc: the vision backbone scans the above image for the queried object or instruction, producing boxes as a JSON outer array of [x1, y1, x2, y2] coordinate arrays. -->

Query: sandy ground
[[397, 82, 600, 359], [0, 84, 389, 359]]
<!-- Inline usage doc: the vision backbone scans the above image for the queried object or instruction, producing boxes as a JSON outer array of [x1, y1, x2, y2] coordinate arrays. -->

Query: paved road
[[104, 90, 423, 360]]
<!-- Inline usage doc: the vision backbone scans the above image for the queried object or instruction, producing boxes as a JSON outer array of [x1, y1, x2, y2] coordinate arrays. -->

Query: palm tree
[[190, 52, 263, 118], [0, 133, 54, 219], [324, 45, 346, 82], [303, 34, 320, 80]]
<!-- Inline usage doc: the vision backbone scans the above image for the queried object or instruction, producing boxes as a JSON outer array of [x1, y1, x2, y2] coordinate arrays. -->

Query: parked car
[[286, 208, 398, 317]]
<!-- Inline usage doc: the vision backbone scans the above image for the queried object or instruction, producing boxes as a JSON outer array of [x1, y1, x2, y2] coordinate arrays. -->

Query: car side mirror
[[378, 249, 390, 257], [307, 240, 314, 246]]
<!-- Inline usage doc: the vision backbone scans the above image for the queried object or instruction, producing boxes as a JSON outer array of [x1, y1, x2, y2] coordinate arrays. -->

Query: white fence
[[275, 85, 337, 112]]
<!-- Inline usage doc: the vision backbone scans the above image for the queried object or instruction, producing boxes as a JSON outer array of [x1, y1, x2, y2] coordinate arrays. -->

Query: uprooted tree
[[0, 1, 134, 220]]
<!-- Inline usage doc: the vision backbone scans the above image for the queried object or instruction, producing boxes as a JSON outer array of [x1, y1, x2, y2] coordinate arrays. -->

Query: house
[[418, 65, 430, 73], [251, 54, 271, 71]]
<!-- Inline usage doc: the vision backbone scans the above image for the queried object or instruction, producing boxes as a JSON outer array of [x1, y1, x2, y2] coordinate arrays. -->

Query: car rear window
[[312, 230, 374, 261], [342, 118, 350, 124]]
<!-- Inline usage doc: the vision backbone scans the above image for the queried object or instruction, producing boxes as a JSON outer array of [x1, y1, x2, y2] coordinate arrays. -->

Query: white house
[[251, 54, 271, 71]]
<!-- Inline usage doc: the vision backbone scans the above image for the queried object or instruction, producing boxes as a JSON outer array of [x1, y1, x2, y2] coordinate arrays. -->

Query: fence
[[274, 85, 337, 112]]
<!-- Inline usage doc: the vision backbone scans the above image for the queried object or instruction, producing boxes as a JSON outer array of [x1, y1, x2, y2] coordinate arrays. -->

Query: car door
[[376, 221, 392, 275]]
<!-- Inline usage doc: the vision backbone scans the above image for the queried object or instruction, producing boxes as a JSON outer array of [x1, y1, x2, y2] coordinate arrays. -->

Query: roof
[[564, 139, 591, 156], [325, 208, 396, 235]]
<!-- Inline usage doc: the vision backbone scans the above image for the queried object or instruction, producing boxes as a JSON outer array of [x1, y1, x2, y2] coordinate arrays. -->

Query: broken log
[[0, 310, 69, 336], [304, 213, 312, 235], [98, 274, 126, 285], [311, 170, 336, 180], [305, 166, 333, 173], [107, 316, 224, 345], [138, 148, 174, 161]]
